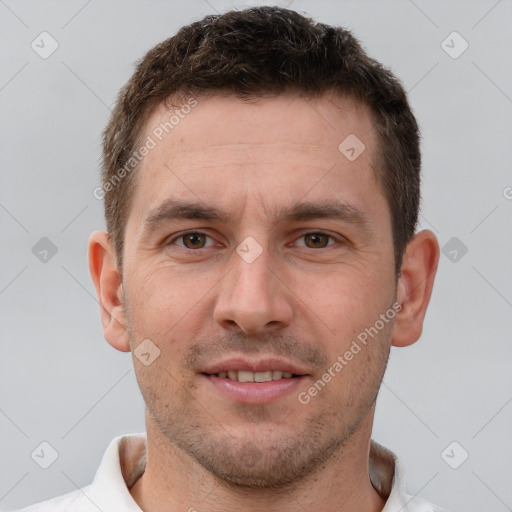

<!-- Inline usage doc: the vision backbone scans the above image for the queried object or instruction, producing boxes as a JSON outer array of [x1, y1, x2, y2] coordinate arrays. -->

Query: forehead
[[147, 92, 375, 150], [128, 92, 385, 227]]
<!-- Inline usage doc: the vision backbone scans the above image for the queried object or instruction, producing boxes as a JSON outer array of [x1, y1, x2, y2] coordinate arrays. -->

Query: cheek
[[124, 264, 219, 346], [293, 264, 394, 336]]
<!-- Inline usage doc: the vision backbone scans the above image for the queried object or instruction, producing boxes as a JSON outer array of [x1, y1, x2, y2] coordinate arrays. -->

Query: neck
[[130, 409, 386, 512]]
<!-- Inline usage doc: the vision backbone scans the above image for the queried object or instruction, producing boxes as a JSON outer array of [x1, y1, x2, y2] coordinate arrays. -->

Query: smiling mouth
[[203, 370, 301, 382]]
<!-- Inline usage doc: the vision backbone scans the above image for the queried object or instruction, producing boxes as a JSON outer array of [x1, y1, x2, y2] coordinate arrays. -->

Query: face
[[121, 93, 397, 487]]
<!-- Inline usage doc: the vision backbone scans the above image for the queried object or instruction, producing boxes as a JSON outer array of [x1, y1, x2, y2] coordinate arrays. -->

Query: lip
[[200, 373, 308, 404], [200, 356, 311, 376]]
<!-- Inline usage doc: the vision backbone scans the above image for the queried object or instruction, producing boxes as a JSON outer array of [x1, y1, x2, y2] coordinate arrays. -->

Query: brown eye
[[303, 233, 331, 248], [182, 232, 207, 249], [166, 231, 217, 251]]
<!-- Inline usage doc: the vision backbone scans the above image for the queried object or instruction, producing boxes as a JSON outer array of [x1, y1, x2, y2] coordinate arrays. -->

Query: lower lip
[[201, 374, 308, 404]]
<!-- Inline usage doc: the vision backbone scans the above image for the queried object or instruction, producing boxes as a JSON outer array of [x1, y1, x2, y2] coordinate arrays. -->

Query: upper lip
[[201, 357, 311, 375]]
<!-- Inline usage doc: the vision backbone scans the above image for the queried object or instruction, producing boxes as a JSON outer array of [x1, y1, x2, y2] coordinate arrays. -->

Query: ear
[[392, 229, 439, 347], [88, 231, 130, 352]]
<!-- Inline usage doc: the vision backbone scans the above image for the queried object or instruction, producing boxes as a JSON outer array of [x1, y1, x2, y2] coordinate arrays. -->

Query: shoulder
[[381, 489, 452, 512], [403, 497, 452, 512], [12, 433, 146, 512], [13, 485, 96, 512]]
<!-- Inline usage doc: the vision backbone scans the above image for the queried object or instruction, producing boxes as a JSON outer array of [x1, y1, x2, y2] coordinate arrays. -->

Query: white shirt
[[16, 433, 449, 512]]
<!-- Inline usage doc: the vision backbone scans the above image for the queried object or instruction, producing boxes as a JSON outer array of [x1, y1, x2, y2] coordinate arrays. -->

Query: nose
[[213, 247, 294, 334]]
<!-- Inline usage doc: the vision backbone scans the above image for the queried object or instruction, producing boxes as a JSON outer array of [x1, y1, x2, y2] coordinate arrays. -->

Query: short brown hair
[[102, 6, 420, 276]]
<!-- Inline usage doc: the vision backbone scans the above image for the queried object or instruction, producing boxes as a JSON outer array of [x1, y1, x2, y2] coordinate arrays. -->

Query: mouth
[[203, 370, 300, 382], [199, 359, 310, 404]]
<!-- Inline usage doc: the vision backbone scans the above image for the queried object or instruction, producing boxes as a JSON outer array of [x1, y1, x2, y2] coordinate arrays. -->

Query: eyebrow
[[142, 198, 372, 235]]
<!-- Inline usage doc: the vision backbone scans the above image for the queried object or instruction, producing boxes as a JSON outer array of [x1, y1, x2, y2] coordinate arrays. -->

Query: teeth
[[254, 371, 273, 382], [215, 370, 296, 382], [238, 370, 254, 382]]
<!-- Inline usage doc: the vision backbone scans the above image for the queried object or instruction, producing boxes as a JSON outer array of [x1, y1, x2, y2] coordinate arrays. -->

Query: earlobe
[[391, 230, 440, 348], [88, 231, 131, 352]]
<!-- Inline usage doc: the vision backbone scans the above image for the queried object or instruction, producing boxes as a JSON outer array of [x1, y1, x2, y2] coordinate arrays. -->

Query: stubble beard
[[138, 348, 390, 490], [125, 295, 392, 490]]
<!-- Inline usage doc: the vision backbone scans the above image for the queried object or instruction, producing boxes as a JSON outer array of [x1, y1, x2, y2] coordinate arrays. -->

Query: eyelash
[[165, 230, 342, 250]]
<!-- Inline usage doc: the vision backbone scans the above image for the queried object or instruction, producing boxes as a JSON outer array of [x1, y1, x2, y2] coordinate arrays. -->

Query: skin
[[89, 92, 439, 512]]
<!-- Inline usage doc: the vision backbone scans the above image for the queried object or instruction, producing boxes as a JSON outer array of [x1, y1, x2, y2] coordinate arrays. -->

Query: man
[[19, 6, 446, 512]]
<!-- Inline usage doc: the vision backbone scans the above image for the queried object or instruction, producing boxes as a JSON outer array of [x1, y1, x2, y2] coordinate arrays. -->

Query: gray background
[[1, 0, 511, 510]]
